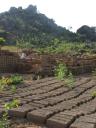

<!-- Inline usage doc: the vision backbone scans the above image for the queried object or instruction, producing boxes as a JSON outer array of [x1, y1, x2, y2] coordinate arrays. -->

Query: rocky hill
[[0, 5, 78, 47]]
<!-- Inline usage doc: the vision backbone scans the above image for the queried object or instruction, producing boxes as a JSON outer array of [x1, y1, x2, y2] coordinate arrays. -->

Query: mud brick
[[31, 96, 43, 101], [29, 102, 45, 108], [19, 100, 28, 105], [48, 87, 69, 95], [78, 99, 96, 114], [27, 109, 52, 124], [42, 107, 59, 113], [26, 95, 33, 99], [34, 100, 50, 106], [33, 89, 45, 94], [54, 101, 75, 111], [82, 106, 96, 114], [71, 121, 95, 128], [46, 113, 75, 128], [60, 110, 83, 117], [74, 78, 91, 87], [73, 87, 86, 94], [76, 115, 96, 124], [37, 99, 58, 106], [19, 92, 31, 97], [21, 98, 32, 103], [60, 91, 76, 99], [89, 113, 96, 118], [13, 95, 21, 98], [8, 104, 36, 118], [80, 80, 96, 88]]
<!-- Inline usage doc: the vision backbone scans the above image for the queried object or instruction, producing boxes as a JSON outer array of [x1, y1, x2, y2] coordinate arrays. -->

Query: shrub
[[64, 72, 75, 89], [0, 37, 6, 50], [55, 63, 68, 80], [0, 99, 20, 128], [0, 75, 23, 92], [10, 74, 23, 85], [55, 63, 75, 88]]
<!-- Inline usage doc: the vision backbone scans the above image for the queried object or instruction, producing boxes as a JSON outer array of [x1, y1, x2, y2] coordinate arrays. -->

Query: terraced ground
[[0, 75, 96, 128]]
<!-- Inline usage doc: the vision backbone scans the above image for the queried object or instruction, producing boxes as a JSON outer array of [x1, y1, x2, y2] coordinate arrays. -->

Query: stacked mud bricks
[[0, 50, 20, 73], [25, 53, 96, 75]]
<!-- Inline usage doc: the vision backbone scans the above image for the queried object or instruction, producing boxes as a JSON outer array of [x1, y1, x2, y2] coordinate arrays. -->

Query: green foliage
[[64, 72, 75, 89], [0, 75, 23, 92], [0, 6, 96, 48], [0, 99, 19, 128], [36, 41, 96, 55], [91, 91, 96, 97], [0, 37, 5, 44], [0, 74, 21, 128], [55, 63, 68, 80], [77, 25, 96, 42], [0, 113, 9, 128], [0, 5, 80, 48], [0, 37, 5, 50], [55, 63, 75, 88], [10, 74, 23, 85], [4, 99, 20, 110]]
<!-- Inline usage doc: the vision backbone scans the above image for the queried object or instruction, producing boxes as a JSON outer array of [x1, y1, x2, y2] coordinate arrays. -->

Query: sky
[[0, 0, 96, 32]]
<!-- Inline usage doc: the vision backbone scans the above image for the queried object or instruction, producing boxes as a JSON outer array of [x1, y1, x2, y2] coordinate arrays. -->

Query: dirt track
[[0, 76, 96, 128]]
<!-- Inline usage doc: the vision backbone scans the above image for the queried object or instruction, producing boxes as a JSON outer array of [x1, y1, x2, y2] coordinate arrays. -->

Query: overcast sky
[[0, 0, 96, 32]]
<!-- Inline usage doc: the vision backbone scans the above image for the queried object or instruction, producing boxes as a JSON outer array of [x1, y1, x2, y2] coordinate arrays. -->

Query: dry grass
[[2, 46, 21, 52]]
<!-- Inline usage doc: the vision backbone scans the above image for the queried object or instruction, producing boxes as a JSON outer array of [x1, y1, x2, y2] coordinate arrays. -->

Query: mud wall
[[0, 50, 20, 73]]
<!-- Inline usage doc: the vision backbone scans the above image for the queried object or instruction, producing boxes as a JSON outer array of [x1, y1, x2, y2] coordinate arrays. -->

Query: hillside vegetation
[[0, 5, 96, 50]]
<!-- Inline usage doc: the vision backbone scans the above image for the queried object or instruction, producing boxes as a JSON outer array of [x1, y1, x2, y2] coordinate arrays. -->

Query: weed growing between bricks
[[0, 99, 20, 128], [55, 63, 75, 88], [0, 74, 22, 128], [0, 74, 23, 92]]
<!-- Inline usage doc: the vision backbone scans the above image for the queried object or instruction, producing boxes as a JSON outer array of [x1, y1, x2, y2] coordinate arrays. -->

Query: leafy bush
[[64, 72, 75, 89], [55, 63, 68, 80], [55, 63, 75, 88], [10, 74, 23, 85], [0, 75, 23, 92], [4, 99, 20, 110], [0, 114, 9, 128], [0, 99, 19, 128], [0, 37, 6, 50], [36, 41, 96, 55], [0, 74, 21, 128]]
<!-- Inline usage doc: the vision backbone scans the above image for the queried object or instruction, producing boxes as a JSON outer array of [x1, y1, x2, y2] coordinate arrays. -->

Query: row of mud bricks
[[1, 76, 95, 128]]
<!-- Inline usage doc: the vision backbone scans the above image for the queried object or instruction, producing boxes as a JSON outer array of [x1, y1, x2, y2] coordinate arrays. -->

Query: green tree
[[77, 25, 96, 42]]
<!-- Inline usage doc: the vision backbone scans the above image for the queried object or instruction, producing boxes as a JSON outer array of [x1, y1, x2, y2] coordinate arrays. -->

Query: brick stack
[[24, 53, 96, 75], [0, 50, 20, 73]]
